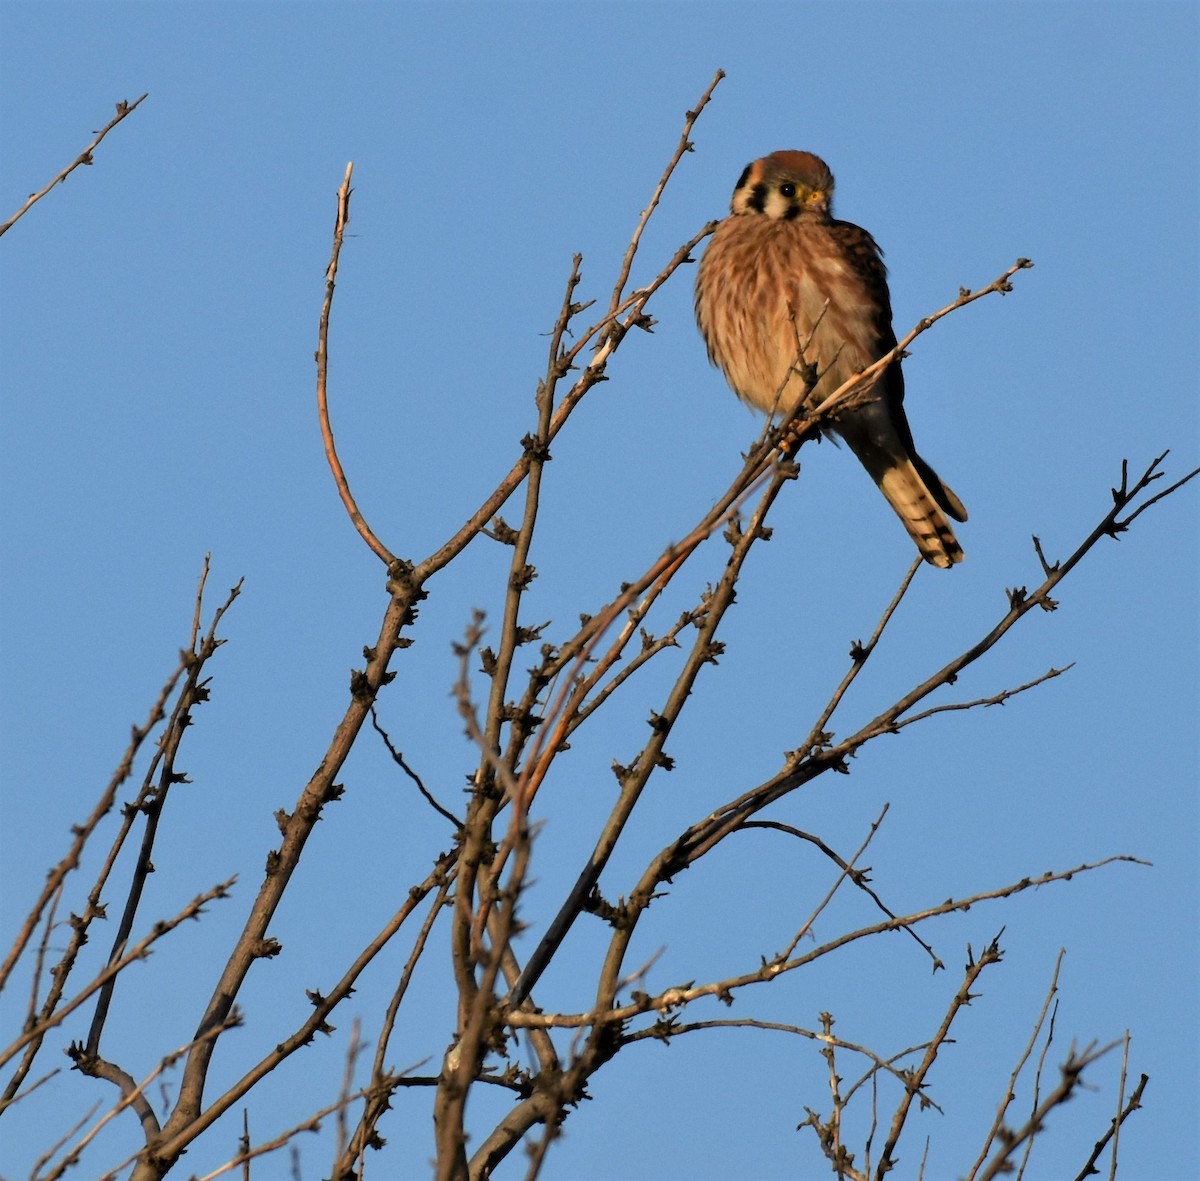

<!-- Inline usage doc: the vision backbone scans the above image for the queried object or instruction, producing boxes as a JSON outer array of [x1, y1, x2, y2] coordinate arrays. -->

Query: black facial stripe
[[747, 182, 768, 213], [734, 164, 752, 191], [782, 203, 802, 220]]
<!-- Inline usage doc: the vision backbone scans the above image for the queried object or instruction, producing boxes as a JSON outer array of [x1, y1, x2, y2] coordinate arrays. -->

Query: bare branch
[[1071, 1048, 1148, 1181], [316, 162, 395, 565], [966, 949, 1065, 1180], [778, 807, 890, 961], [333, 877, 455, 1180], [3, 561, 237, 1107], [7, 77, 1187, 1181], [974, 1042, 1123, 1181], [891, 665, 1073, 733], [0, 94, 149, 237], [779, 260, 1036, 452], [370, 707, 462, 827], [1118, 454, 1200, 527], [1, 878, 235, 1070], [151, 571, 422, 1168], [604, 68, 724, 319], [86, 577, 243, 1058], [1, 638, 187, 996], [509, 463, 794, 1008], [27, 1102, 101, 1181], [669, 452, 1196, 869], [188, 1081, 383, 1181], [737, 814, 944, 970], [874, 937, 1005, 1178], [793, 557, 922, 765], [506, 856, 1145, 1033], [37, 1025, 230, 1181], [413, 215, 718, 585], [152, 861, 450, 1167]]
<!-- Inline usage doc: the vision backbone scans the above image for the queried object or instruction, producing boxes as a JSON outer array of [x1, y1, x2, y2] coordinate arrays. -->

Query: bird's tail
[[877, 459, 966, 568]]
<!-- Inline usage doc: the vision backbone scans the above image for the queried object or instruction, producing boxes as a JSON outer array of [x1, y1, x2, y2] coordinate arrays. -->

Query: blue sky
[[1, 3, 1197, 1179]]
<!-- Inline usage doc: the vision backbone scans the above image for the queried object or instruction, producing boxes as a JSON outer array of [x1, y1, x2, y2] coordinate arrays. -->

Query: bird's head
[[730, 150, 834, 220]]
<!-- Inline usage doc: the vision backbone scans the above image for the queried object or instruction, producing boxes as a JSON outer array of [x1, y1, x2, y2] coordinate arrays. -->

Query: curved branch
[[316, 162, 396, 566]]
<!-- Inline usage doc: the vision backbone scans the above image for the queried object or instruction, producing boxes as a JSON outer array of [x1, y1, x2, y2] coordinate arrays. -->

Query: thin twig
[[675, 453, 1193, 867], [1, 879, 234, 1070], [1070, 1054, 1147, 1181], [521, 1122, 558, 1181], [2, 565, 236, 1108], [370, 707, 462, 827], [892, 665, 1073, 732], [186, 1083, 383, 1181], [1017, 983, 1060, 1180], [153, 860, 451, 1165], [333, 1019, 363, 1171], [413, 215, 716, 588], [1, 94, 149, 237], [27, 1102, 101, 1181], [975, 1042, 1122, 1181], [874, 938, 1005, 1179], [509, 463, 794, 1007], [605, 68, 724, 320], [779, 807, 890, 960], [1118, 453, 1199, 527], [966, 949, 1065, 1180], [506, 856, 1144, 1032], [793, 558, 922, 764], [1107, 1033, 1130, 1181], [333, 877, 455, 1180], [316, 162, 395, 565], [737, 814, 943, 970], [625, 1017, 929, 1098], [0, 644, 188, 997], [86, 577, 242, 1057], [781, 260, 1036, 450]]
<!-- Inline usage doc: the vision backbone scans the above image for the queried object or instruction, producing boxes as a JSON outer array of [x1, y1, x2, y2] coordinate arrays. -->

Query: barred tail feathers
[[877, 461, 965, 568]]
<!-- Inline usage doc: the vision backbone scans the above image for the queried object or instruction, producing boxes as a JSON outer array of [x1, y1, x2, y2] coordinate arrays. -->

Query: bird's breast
[[696, 217, 882, 416]]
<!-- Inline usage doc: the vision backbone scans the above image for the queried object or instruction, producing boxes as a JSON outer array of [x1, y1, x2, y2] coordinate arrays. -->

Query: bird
[[694, 150, 967, 568]]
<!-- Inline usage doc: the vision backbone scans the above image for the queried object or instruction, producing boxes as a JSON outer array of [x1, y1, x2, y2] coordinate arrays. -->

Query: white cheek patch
[[764, 192, 791, 220]]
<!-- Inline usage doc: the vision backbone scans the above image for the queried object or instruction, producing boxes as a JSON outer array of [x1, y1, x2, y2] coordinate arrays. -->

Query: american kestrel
[[695, 150, 967, 568]]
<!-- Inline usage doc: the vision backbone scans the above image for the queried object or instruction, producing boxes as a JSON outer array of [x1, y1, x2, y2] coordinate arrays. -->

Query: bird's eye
[[780, 182, 797, 198]]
